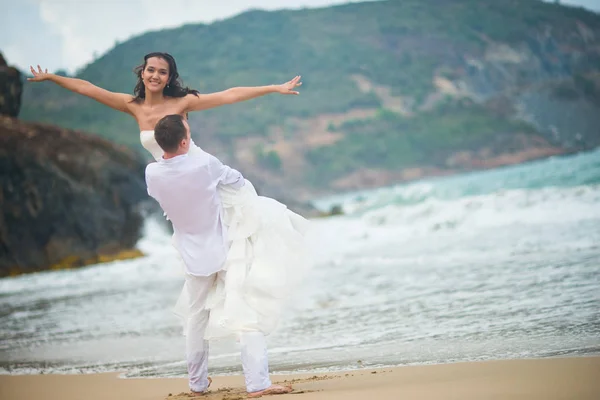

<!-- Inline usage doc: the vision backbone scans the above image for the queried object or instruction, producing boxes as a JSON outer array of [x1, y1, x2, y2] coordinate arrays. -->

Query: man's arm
[[145, 164, 171, 220], [208, 155, 245, 189], [145, 164, 157, 198]]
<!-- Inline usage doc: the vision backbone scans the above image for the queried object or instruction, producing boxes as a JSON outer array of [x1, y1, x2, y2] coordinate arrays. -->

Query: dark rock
[[278, 196, 322, 218], [0, 116, 150, 277], [328, 204, 344, 216], [0, 53, 23, 117], [515, 74, 600, 149]]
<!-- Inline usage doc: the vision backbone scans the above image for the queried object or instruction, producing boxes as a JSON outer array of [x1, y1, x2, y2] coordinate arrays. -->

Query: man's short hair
[[154, 114, 186, 153]]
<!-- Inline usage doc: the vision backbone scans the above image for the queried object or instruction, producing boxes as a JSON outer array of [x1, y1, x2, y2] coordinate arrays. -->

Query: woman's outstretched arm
[[28, 65, 133, 114], [184, 75, 302, 112]]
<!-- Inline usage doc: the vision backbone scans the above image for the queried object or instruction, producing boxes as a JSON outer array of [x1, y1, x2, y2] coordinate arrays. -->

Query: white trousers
[[185, 272, 272, 393]]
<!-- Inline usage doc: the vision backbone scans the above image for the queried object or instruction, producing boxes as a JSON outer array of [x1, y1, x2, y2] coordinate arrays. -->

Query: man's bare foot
[[247, 384, 293, 398], [190, 377, 212, 396]]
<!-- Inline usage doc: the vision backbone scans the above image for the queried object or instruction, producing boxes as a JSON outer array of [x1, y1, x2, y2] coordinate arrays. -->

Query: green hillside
[[19, 0, 600, 194]]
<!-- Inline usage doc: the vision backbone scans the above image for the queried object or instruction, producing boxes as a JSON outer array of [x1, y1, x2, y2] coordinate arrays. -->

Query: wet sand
[[1, 356, 599, 400]]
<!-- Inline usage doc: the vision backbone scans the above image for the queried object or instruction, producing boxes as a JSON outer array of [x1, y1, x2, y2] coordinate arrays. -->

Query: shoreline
[[1, 356, 598, 400], [3, 352, 597, 378], [307, 146, 583, 203]]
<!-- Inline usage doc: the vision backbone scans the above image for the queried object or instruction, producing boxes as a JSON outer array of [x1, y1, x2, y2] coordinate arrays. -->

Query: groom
[[145, 114, 292, 397]]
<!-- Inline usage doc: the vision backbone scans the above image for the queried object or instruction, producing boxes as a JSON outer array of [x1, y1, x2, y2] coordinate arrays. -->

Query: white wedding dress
[[141, 131, 310, 339]]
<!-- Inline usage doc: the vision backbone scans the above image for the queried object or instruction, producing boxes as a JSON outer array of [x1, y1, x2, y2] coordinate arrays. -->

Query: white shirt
[[145, 150, 245, 276]]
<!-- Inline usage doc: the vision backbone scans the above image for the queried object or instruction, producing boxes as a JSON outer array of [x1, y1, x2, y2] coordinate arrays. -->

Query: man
[[145, 114, 292, 397]]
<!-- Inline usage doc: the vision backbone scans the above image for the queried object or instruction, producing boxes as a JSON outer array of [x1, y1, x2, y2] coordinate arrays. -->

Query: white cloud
[[24, 0, 360, 73], [2, 0, 598, 73], [0, 0, 63, 72], [560, 0, 600, 10]]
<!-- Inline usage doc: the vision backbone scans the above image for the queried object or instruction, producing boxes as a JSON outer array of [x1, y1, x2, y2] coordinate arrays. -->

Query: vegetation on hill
[[19, 0, 600, 193]]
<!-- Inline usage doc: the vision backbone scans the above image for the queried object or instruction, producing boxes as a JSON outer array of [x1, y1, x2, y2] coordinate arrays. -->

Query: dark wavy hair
[[131, 52, 199, 103]]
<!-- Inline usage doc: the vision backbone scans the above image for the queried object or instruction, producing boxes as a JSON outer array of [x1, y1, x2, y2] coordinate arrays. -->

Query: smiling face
[[141, 56, 170, 93]]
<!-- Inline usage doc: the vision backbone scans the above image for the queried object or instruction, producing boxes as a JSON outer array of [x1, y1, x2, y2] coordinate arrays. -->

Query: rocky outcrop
[[0, 116, 149, 277], [0, 53, 22, 117], [454, 35, 600, 150], [515, 74, 600, 149]]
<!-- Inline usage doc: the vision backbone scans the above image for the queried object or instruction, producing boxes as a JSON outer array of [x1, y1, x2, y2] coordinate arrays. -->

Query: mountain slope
[[20, 0, 600, 199]]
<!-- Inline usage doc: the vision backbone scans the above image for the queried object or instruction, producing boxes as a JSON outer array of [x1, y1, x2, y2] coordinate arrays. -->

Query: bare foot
[[190, 377, 212, 396], [247, 384, 293, 398]]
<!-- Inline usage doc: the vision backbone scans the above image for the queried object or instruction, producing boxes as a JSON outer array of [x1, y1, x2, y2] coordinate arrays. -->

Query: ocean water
[[1, 149, 599, 377]]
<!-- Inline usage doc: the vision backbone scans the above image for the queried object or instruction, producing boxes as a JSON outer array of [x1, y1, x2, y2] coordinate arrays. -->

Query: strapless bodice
[[140, 130, 203, 161], [140, 130, 164, 161]]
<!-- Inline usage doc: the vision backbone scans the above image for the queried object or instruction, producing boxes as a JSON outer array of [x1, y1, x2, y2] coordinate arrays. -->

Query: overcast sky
[[1, 0, 599, 74]]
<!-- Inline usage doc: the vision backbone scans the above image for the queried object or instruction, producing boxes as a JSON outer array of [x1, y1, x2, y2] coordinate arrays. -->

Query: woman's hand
[[185, 75, 304, 111], [275, 75, 302, 95], [26, 65, 133, 114], [28, 65, 52, 82]]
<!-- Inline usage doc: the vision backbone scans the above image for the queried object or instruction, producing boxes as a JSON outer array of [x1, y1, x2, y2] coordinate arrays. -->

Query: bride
[[28, 52, 309, 338], [29, 52, 301, 131]]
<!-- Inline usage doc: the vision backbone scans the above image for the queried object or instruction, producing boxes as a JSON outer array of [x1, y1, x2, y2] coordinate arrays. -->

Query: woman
[[28, 53, 309, 355], [28, 52, 302, 131]]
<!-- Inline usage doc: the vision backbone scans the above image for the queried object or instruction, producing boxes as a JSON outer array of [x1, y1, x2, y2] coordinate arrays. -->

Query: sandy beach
[[1, 356, 599, 400]]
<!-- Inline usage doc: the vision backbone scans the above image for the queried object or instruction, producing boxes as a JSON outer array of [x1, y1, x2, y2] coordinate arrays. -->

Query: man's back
[[145, 150, 244, 276]]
